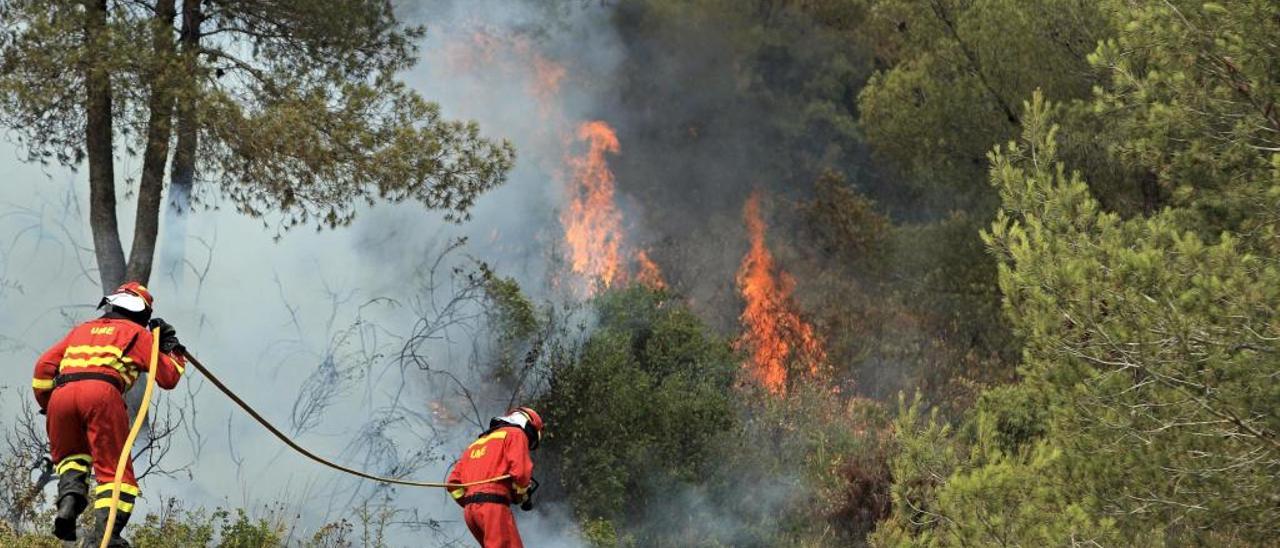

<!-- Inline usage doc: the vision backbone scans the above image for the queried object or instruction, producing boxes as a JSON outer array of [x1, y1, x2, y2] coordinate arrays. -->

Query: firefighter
[[446, 407, 544, 548], [31, 282, 187, 547]]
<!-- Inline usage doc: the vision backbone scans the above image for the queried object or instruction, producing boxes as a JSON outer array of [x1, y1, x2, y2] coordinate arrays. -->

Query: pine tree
[[0, 0, 514, 289]]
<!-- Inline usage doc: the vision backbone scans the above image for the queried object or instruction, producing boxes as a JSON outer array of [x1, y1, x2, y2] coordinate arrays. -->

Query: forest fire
[[559, 120, 670, 294], [558, 122, 665, 295], [563, 121, 626, 292], [447, 28, 666, 295], [736, 191, 825, 394], [635, 249, 667, 290]]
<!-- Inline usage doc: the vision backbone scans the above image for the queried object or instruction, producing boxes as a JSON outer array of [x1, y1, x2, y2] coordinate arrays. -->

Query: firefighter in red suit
[[447, 407, 544, 548], [31, 282, 187, 547]]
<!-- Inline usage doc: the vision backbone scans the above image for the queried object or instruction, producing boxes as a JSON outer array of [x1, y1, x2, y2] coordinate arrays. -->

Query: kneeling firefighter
[[447, 407, 544, 548], [31, 282, 187, 547]]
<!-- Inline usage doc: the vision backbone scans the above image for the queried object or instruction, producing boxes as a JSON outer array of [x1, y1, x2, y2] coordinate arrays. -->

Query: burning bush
[[736, 191, 827, 394]]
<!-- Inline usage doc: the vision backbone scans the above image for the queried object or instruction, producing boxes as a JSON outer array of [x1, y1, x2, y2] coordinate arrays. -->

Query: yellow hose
[[99, 327, 160, 548]]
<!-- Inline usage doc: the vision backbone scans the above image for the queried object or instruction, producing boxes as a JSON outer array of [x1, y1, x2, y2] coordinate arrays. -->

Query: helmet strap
[[522, 422, 540, 451]]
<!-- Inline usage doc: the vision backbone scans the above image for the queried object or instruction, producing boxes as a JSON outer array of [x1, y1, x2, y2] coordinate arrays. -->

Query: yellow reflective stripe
[[61, 345, 128, 372], [450, 488, 465, 500], [61, 358, 136, 384], [56, 455, 92, 475], [32, 378, 54, 390], [57, 461, 89, 474], [94, 483, 141, 497], [175, 362, 186, 375], [468, 430, 508, 448], [93, 498, 134, 513], [60, 356, 121, 368], [65, 345, 123, 357]]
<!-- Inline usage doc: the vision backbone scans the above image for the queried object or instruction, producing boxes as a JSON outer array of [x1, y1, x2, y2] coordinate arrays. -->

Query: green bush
[[0, 498, 393, 547], [537, 285, 897, 546], [538, 286, 737, 534]]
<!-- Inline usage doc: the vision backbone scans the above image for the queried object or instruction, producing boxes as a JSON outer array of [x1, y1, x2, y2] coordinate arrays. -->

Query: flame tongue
[[448, 30, 665, 295], [635, 249, 667, 290], [736, 191, 825, 394], [563, 121, 626, 293]]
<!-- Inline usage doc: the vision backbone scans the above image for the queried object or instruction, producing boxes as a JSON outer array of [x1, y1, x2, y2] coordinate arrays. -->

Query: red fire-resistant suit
[[32, 315, 186, 514], [447, 424, 534, 548]]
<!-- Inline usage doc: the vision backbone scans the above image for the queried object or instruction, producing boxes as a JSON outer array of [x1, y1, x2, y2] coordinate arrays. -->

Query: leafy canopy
[[0, 0, 514, 229]]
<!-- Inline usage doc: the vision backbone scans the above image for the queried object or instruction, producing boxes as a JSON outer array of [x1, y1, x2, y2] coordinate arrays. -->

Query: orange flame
[[736, 191, 825, 394], [444, 28, 664, 295], [635, 249, 667, 290], [563, 121, 626, 293]]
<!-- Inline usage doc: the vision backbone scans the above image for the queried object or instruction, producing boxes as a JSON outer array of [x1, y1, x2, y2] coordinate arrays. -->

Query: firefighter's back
[[57, 317, 147, 386], [453, 425, 526, 499]]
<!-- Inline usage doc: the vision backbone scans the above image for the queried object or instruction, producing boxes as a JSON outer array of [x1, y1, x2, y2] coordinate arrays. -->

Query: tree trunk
[[929, 0, 1020, 126], [124, 0, 179, 285], [84, 0, 126, 291], [162, 0, 202, 284]]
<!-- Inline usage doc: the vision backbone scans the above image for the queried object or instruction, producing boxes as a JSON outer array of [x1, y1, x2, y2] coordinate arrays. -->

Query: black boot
[[53, 492, 87, 541], [84, 506, 131, 548], [51, 457, 91, 541]]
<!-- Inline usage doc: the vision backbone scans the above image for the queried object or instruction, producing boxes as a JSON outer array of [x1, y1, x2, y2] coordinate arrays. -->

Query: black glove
[[149, 318, 182, 354], [519, 478, 540, 512]]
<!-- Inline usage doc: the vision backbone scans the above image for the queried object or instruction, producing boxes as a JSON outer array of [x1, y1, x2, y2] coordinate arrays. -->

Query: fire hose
[[179, 349, 512, 489], [98, 328, 160, 548], [100, 339, 512, 547]]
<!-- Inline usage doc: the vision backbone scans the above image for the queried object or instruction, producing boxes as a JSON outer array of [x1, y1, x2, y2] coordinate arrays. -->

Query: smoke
[[157, 175, 191, 290]]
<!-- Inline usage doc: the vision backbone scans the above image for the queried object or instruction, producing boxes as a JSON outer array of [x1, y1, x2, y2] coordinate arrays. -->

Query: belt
[[459, 493, 510, 506], [53, 372, 125, 393]]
